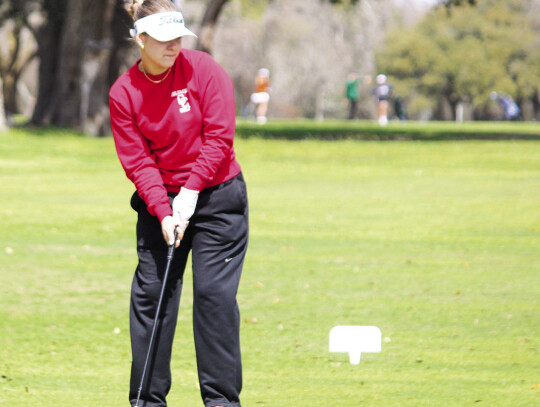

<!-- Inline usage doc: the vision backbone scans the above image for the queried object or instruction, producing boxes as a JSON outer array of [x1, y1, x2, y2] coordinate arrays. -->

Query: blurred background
[[0, 0, 539, 136]]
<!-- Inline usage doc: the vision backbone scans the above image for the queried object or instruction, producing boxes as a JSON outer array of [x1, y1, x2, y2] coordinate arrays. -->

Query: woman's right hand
[[161, 215, 184, 248]]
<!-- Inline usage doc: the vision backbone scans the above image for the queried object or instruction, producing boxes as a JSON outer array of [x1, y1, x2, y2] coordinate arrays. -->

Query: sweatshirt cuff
[[153, 202, 173, 223], [184, 173, 205, 192]]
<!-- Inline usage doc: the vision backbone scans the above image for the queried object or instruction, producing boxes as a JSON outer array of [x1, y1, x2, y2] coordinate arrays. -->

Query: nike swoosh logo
[[225, 258, 233, 263]]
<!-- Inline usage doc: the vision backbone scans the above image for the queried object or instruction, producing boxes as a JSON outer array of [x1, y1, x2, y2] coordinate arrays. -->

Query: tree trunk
[[196, 0, 229, 54], [30, 0, 66, 125], [31, 0, 117, 135], [0, 76, 7, 131], [0, 5, 37, 117], [79, 0, 117, 136], [455, 102, 464, 123], [532, 89, 540, 121], [108, 0, 135, 87], [2, 21, 21, 114], [30, 23, 60, 124], [50, 0, 88, 127]]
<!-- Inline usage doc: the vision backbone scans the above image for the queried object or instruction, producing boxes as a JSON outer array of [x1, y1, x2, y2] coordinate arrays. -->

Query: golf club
[[134, 230, 178, 407]]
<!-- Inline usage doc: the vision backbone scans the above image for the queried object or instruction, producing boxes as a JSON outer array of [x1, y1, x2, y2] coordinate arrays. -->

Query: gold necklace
[[140, 62, 171, 84]]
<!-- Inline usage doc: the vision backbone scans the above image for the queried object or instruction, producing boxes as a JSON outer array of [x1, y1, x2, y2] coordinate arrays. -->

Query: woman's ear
[[135, 34, 145, 49]]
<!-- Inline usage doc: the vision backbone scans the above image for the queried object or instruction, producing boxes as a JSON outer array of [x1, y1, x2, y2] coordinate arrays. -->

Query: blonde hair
[[126, 0, 177, 21]]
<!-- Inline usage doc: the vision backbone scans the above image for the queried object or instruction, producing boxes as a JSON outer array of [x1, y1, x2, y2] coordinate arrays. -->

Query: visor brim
[[145, 26, 197, 42]]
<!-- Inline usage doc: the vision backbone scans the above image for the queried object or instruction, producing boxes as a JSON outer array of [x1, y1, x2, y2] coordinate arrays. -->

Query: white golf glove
[[172, 187, 199, 232]]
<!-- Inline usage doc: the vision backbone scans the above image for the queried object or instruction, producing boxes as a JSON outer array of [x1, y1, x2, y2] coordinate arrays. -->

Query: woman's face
[[138, 34, 182, 74]]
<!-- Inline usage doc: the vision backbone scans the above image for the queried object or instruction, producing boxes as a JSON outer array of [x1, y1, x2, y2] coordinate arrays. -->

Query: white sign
[[329, 325, 382, 364]]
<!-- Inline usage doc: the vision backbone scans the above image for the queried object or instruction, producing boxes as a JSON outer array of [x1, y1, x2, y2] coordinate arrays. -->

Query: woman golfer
[[109, 1, 248, 406]]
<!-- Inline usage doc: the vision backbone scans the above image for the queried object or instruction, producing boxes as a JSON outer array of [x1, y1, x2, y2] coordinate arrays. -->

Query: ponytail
[[126, 0, 144, 19], [125, 0, 177, 21]]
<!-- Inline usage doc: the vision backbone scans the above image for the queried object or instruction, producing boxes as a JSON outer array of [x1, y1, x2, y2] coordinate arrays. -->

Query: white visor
[[130, 11, 197, 42]]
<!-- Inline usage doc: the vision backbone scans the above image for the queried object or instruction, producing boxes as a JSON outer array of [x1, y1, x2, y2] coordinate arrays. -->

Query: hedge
[[235, 119, 540, 141]]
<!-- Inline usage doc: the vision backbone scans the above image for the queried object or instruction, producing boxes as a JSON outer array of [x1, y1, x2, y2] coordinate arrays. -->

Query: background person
[[109, 1, 249, 406], [393, 95, 407, 121], [373, 74, 393, 125], [345, 71, 360, 120], [345, 73, 372, 120], [490, 91, 521, 121], [250, 68, 270, 124]]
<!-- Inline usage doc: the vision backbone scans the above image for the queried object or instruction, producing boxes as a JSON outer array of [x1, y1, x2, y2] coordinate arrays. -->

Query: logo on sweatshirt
[[171, 89, 191, 114]]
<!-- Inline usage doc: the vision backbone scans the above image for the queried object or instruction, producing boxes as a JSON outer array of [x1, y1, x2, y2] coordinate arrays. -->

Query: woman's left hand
[[161, 215, 183, 248], [172, 187, 199, 227]]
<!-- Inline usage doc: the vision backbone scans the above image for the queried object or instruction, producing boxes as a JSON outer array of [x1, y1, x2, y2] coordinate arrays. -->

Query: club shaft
[[135, 238, 177, 407]]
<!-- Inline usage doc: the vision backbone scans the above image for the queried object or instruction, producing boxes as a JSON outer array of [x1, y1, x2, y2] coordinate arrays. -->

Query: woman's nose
[[167, 38, 182, 48]]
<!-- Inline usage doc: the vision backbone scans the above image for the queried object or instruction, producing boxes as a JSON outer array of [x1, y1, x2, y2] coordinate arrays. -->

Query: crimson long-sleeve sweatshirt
[[109, 49, 241, 222]]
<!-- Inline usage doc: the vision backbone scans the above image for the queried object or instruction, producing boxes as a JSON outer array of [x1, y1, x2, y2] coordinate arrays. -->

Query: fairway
[[0, 129, 539, 406]]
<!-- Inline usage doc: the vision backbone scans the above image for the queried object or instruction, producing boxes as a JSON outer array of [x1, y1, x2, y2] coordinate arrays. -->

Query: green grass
[[0, 126, 539, 406]]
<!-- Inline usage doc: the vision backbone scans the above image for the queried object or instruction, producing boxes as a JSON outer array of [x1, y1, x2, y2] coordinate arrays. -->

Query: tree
[[1, 0, 132, 135], [196, 0, 230, 54], [0, 76, 6, 130], [376, 0, 540, 120], [10, 0, 69, 126], [0, 0, 237, 134], [327, 0, 360, 4], [440, 0, 477, 8], [0, 2, 37, 118], [36, 0, 119, 135]]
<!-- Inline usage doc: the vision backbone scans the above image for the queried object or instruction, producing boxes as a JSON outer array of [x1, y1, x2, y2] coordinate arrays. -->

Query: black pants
[[348, 99, 358, 120], [129, 173, 249, 407]]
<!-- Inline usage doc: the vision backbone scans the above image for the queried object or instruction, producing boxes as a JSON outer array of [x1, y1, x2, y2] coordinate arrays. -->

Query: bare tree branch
[[196, 0, 229, 54]]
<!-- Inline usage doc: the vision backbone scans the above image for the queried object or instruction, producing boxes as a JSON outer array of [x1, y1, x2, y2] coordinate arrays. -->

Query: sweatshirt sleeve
[[184, 55, 236, 191], [109, 94, 172, 222]]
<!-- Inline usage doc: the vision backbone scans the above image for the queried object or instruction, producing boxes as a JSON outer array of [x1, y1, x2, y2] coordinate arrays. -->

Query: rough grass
[[0, 127, 539, 406]]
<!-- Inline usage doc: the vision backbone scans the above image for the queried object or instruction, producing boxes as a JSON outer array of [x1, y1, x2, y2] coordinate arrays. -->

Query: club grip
[[167, 229, 178, 257]]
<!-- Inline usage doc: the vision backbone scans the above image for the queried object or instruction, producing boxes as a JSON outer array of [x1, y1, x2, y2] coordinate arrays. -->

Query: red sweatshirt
[[109, 49, 241, 222]]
